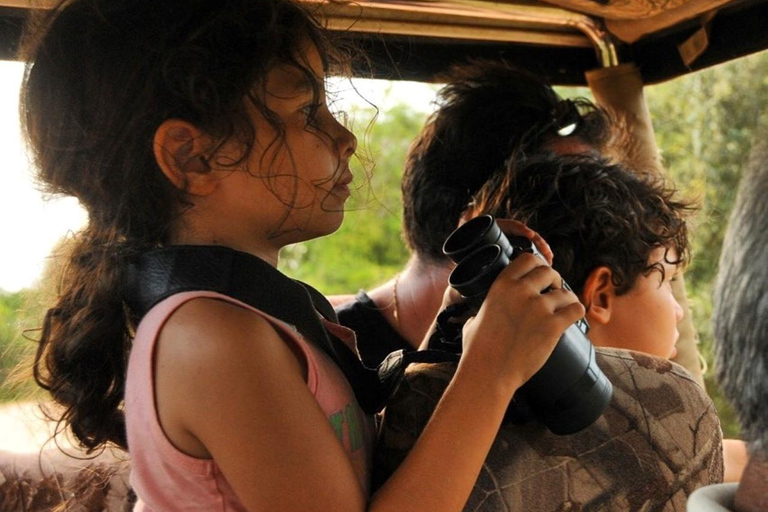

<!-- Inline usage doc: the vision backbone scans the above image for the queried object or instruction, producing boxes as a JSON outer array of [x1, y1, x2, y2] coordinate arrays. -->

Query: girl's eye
[[300, 103, 322, 119]]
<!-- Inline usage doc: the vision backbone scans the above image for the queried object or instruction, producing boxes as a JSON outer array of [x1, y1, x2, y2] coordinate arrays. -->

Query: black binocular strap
[[122, 245, 387, 413]]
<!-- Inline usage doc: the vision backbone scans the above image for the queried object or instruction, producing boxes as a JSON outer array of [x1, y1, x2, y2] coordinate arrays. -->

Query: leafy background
[[4, 50, 768, 438]]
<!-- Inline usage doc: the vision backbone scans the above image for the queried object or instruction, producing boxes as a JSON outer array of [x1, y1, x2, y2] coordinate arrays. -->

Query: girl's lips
[[333, 183, 350, 196], [333, 172, 353, 195]]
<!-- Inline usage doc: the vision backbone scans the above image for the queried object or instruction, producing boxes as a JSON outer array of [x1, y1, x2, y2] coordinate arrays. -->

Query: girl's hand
[[388, 255, 583, 512], [496, 218, 554, 265], [457, 252, 584, 395], [420, 220, 554, 351]]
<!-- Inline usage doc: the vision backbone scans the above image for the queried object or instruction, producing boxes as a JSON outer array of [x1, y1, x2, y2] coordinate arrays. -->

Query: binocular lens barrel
[[442, 215, 613, 435], [449, 245, 509, 310], [444, 215, 506, 263]]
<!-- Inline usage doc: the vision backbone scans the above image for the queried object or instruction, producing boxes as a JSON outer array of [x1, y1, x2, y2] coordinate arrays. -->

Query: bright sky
[[0, 60, 439, 293], [0, 60, 89, 293]]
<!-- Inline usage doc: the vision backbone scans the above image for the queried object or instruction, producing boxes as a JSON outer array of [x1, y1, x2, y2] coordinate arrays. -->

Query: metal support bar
[[308, 0, 620, 67]]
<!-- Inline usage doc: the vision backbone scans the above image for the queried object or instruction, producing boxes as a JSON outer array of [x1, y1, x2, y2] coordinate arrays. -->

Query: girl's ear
[[153, 119, 217, 196], [581, 266, 614, 325]]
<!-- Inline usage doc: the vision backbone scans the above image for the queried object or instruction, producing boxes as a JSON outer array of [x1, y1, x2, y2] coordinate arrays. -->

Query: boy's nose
[[674, 298, 684, 323]]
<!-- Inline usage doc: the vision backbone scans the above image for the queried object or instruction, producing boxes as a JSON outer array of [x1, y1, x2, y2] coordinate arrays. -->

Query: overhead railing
[[8, 0, 762, 81], [307, 0, 620, 67]]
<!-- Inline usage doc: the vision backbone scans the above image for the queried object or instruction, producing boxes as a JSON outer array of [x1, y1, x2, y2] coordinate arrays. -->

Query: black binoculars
[[441, 215, 612, 435]]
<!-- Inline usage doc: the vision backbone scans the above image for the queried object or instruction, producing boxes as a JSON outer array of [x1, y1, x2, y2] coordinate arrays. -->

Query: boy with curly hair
[[468, 153, 692, 359], [375, 154, 727, 510]]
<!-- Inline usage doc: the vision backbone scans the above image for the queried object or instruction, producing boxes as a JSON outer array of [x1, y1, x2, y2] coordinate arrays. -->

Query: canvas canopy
[[2, 0, 765, 84]]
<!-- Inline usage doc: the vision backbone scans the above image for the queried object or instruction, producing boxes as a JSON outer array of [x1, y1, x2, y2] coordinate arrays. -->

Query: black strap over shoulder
[[123, 245, 334, 348], [122, 245, 457, 414]]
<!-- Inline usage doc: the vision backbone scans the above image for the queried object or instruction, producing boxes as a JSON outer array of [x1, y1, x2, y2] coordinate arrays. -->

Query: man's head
[[714, 137, 768, 456], [401, 59, 611, 264], [471, 154, 693, 358]]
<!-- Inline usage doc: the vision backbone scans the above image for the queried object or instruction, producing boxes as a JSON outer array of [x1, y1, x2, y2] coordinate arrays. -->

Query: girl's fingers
[[545, 288, 585, 314], [496, 218, 554, 264], [524, 265, 564, 295], [552, 299, 587, 328], [529, 231, 554, 265], [495, 218, 534, 237], [496, 253, 556, 290], [494, 257, 582, 312]]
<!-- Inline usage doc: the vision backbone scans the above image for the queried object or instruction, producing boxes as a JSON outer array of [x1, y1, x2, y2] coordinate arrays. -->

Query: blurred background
[[4, 48, 768, 445]]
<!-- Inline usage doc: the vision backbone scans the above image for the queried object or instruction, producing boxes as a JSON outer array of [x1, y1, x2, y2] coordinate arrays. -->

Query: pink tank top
[[125, 291, 374, 511]]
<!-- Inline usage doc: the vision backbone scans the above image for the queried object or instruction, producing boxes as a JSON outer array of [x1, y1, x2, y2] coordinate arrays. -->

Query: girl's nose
[[336, 121, 357, 159]]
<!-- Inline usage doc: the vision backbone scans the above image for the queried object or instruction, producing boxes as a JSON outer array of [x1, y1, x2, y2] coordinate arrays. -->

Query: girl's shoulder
[[145, 293, 309, 458], [157, 294, 302, 370]]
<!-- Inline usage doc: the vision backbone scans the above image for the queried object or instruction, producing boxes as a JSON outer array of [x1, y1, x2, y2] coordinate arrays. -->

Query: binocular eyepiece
[[442, 215, 612, 435]]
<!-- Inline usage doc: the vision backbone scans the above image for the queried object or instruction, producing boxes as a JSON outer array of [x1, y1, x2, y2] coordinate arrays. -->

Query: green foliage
[[0, 290, 44, 402], [645, 50, 768, 438], [648, 52, 768, 288]]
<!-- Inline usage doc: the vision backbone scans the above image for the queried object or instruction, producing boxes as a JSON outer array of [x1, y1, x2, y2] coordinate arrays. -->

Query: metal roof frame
[[1, 0, 767, 84]]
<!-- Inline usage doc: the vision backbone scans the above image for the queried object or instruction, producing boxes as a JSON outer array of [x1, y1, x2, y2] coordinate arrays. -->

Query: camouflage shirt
[[376, 348, 724, 512]]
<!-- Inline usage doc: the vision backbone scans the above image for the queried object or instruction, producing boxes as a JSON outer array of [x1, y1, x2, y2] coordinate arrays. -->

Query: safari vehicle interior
[[1, 0, 767, 510], [2, 0, 768, 83]]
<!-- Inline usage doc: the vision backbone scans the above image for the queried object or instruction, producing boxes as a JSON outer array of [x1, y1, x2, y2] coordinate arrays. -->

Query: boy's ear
[[581, 266, 614, 325], [153, 119, 217, 195]]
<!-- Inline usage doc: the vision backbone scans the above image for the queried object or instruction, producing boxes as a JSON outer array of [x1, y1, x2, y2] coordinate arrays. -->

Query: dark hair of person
[[401, 59, 611, 263], [714, 136, 768, 454], [22, 0, 347, 452], [472, 154, 693, 296]]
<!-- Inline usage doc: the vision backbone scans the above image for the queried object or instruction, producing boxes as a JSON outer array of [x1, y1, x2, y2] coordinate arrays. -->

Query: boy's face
[[590, 247, 684, 359]]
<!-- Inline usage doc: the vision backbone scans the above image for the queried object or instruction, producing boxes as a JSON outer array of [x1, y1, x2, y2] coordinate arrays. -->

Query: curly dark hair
[[472, 154, 694, 296], [22, 0, 347, 452], [401, 59, 612, 264]]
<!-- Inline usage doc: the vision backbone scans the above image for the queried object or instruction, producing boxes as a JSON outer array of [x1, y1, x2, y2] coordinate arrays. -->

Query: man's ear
[[581, 266, 614, 325], [153, 119, 217, 196]]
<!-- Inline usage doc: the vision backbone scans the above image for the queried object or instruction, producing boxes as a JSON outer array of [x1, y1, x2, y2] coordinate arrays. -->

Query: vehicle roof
[[1, 0, 767, 85]]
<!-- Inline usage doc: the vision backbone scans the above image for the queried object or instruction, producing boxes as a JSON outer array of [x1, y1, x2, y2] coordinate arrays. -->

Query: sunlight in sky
[[0, 60, 439, 293], [0, 60, 89, 293]]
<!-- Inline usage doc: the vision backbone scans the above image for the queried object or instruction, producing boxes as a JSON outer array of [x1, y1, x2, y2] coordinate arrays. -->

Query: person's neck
[[735, 453, 768, 512], [168, 223, 280, 268], [368, 256, 452, 349]]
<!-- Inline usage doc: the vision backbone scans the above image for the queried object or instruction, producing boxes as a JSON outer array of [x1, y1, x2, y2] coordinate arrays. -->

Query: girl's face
[[591, 247, 684, 359], [210, 42, 357, 258]]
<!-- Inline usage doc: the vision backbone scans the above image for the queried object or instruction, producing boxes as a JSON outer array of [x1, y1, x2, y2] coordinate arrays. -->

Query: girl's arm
[[155, 252, 583, 512], [155, 297, 366, 510]]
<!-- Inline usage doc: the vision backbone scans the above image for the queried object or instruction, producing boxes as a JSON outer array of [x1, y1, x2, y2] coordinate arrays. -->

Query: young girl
[[25, 1, 584, 510]]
